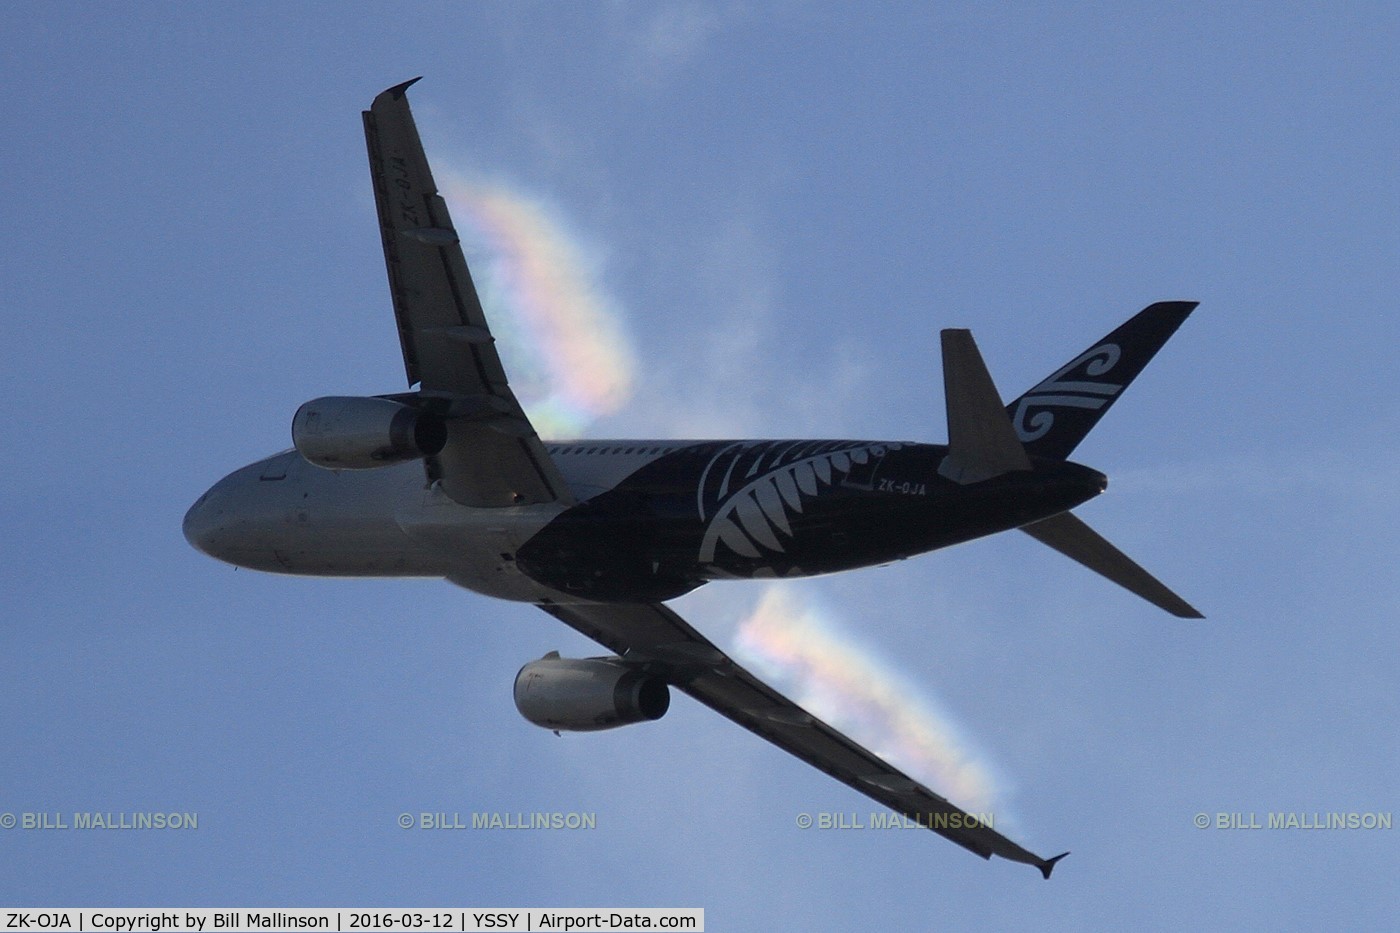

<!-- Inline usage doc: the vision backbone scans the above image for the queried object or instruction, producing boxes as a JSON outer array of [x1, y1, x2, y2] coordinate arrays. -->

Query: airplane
[[183, 78, 1202, 880]]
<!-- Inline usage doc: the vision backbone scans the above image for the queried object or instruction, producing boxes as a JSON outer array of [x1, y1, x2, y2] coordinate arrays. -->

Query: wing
[[363, 79, 572, 507], [538, 599, 1069, 878]]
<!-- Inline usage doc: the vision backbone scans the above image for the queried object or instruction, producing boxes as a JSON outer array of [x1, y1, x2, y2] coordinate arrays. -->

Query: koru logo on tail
[[1011, 343, 1123, 442]]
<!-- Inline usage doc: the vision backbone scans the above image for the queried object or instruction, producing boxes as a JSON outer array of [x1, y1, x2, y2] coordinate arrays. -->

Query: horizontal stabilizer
[[1021, 511, 1203, 618], [939, 329, 1032, 484]]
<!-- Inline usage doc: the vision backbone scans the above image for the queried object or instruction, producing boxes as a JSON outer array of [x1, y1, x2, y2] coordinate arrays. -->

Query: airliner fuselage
[[185, 439, 1104, 603]]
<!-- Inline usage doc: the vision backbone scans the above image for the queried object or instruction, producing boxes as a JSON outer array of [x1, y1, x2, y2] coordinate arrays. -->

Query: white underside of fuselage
[[184, 443, 692, 603]]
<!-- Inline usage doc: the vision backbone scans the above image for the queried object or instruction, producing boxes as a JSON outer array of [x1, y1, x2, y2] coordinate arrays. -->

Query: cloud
[[439, 171, 638, 439], [733, 583, 1012, 816], [611, 1, 731, 90]]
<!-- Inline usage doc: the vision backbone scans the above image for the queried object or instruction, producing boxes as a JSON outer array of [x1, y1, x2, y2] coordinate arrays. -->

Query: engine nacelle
[[514, 654, 670, 732], [292, 396, 446, 470]]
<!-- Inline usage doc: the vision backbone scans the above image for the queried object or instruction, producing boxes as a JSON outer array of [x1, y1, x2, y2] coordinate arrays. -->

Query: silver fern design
[[696, 440, 903, 566], [1010, 342, 1123, 442]]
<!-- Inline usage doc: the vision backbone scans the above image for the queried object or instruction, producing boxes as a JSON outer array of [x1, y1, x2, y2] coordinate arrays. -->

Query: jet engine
[[513, 653, 670, 732], [292, 396, 446, 469]]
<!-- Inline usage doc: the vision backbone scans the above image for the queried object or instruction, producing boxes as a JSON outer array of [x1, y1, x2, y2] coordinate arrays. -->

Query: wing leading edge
[[534, 598, 1068, 878], [363, 80, 571, 507]]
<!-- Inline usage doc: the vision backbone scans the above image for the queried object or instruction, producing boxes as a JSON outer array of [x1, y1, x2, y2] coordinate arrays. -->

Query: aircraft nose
[[184, 478, 249, 561], [183, 489, 221, 557]]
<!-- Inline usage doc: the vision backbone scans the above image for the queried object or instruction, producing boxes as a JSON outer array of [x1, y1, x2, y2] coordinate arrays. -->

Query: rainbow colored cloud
[[441, 175, 636, 438]]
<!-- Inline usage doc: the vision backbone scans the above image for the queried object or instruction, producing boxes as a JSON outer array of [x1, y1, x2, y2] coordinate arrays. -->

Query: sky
[[2, 2, 1397, 928]]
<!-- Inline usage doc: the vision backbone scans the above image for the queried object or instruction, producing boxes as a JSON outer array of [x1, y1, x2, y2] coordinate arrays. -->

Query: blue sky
[[2, 3, 1396, 928]]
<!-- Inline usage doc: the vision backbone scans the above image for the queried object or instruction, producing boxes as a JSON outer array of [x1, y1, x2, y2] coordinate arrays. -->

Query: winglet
[[1039, 851, 1070, 880], [382, 76, 423, 101]]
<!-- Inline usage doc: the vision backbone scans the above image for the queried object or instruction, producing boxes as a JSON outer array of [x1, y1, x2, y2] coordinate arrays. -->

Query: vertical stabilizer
[[1007, 302, 1197, 460]]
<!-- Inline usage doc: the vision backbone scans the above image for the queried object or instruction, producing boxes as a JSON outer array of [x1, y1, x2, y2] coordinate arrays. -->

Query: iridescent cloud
[[734, 584, 1009, 816], [441, 175, 635, 438]]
